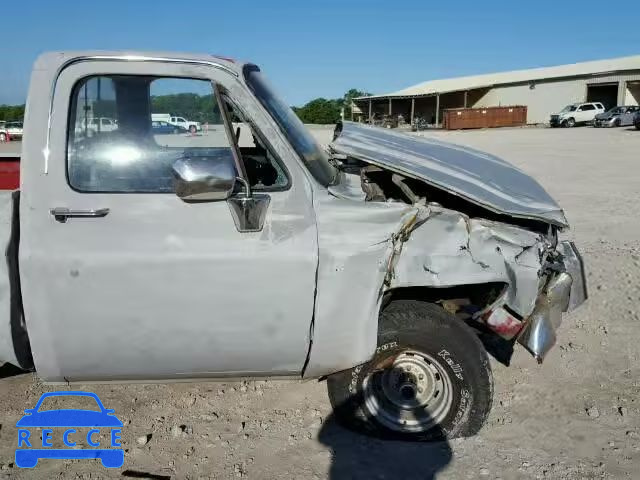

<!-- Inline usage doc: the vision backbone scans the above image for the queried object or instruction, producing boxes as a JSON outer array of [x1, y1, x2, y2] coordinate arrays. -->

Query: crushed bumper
[[517, 241, 587, 362]]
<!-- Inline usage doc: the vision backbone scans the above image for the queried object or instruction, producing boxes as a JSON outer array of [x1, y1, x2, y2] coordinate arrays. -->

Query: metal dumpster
[[443, 106, 527, 130]]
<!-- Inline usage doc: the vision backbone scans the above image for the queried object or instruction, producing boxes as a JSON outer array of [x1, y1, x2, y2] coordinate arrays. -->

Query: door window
[[67, 76, 234, 193], [221, 93, 289, 190]]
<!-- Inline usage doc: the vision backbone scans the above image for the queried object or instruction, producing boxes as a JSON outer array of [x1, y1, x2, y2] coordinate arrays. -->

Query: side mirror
[[172, 155, 236, 201]]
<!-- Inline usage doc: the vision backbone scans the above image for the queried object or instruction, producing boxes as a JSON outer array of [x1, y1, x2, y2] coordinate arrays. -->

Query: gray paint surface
[[0, 51, 584, 378], [331, 122, 568, 227], [17, 54, 320, 381], [389, 204, 546, 317]]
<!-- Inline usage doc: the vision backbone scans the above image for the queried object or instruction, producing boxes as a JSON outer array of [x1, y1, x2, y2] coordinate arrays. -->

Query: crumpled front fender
[[388, 206, 547, 319]]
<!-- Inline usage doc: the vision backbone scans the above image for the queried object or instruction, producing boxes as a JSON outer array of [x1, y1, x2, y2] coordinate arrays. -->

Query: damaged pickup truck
[[0, 51, 586, 441]]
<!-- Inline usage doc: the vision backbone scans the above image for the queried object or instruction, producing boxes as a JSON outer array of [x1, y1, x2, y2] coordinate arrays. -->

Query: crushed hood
[[330, 121, 568, 227]]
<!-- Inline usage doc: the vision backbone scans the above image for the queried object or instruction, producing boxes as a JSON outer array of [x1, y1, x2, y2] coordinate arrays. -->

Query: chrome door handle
[[50, 207, 110, 223]]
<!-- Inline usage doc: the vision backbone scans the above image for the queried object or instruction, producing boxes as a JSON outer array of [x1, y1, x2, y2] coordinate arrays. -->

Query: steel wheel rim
[[363, 350, 453, 433]]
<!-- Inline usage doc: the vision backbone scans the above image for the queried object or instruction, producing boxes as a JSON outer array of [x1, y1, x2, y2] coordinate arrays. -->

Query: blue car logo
[[15, 391, 123, 468]]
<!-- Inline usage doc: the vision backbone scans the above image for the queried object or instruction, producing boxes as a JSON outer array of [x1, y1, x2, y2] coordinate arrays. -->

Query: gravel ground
[[1, 126, 639, 479]]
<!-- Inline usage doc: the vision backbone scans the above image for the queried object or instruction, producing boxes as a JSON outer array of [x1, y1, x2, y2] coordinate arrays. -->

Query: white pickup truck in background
[[0, 51, 586, 441], [152, 113, 201, 133]]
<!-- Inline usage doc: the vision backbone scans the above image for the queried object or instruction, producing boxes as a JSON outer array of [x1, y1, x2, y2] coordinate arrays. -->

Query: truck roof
[[34, 51, 246, 77]]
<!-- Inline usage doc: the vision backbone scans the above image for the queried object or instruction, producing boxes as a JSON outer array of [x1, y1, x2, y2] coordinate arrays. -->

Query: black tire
[[614, 118, 621, 128], [327, 300, 493, 441], [565, 117, 575, 128]]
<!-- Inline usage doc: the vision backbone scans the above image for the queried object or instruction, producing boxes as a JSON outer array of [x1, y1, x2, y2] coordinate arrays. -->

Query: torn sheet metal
[[517, 272, 573, 362], [330, 121, 568, 228], [303, 190, 551, 376], [388, 205, 548, 319], [303, 192, 418, 378]]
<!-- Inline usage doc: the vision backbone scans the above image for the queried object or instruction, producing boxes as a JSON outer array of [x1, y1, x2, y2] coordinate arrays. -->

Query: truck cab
[[0, 51, 586, 441]]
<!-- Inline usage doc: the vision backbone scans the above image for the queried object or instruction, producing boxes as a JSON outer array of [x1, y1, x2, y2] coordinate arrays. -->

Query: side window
[[580, 104, 595, 111], [67, 76, 234, 193], [222, 94, 289, 190]]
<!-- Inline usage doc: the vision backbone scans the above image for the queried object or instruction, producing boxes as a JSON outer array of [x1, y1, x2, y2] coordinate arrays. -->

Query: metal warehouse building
[[353, 55, 640, 126]]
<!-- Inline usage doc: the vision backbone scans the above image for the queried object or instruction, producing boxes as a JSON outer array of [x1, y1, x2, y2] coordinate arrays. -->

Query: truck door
[[20, 59, 318, 381]]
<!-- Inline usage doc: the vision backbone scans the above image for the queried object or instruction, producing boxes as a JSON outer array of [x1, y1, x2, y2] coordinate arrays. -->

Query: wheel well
[[7, 191, 34, 370], [382, 283, 516, 366], [383, 283, 506, 313]]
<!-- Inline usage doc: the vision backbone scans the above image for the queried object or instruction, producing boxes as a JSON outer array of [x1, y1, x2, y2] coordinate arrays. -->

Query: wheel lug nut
[[418, 387, 423, 393], [418, 374, 424, 380]]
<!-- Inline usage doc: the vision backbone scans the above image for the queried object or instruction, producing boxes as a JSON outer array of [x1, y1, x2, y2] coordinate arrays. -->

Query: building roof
[[357, 55, 640, 100]]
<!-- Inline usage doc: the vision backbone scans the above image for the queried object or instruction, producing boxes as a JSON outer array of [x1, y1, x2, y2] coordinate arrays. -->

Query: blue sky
[[2, 0, 639, 106]]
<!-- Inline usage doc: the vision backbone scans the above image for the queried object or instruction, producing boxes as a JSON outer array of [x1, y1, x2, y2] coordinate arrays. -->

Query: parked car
[[0, 51, 587, 442], [635, 111, 640, 130], [4, 121, 23, 139], [74, 117, 118, 137], [152, 120, 187, 134], [549, 102, 604, 127], [593, 106, 640, 127], [152, 113, 201, 133]]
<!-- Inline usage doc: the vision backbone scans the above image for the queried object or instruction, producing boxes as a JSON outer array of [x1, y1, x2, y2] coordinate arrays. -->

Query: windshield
[[561, 105, 577, 112], [608, 107, 624, 114], [243, 64, 337, 187]]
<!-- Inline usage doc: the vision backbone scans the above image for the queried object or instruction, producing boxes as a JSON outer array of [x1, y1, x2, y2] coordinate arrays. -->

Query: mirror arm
[[235, 176, 252, 198]]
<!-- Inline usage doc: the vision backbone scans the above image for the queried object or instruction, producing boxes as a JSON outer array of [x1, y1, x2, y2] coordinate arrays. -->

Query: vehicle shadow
[[0, 362, 27, 379], [318, 413, 452, 480]]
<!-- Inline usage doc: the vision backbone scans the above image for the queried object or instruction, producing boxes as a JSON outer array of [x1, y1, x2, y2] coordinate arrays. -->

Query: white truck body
[[0, 51, 587, 439], [170, 115, 201, 132]]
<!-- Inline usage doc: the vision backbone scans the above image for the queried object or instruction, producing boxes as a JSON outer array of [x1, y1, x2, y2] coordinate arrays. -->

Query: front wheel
[[189, 125, 197, 134], [564, 117, 576, 128], [327, 300, 493, 441]]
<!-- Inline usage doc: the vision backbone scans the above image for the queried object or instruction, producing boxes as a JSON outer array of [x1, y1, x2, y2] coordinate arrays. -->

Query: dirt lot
[[1, 126, 639, 479]]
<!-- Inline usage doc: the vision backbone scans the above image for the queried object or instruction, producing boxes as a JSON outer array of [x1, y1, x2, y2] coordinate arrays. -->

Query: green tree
[[293, 98, 342, 124], [0, 104, 25, 122], [151, 94, 222, 124], [291, 88, 372, 124]]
